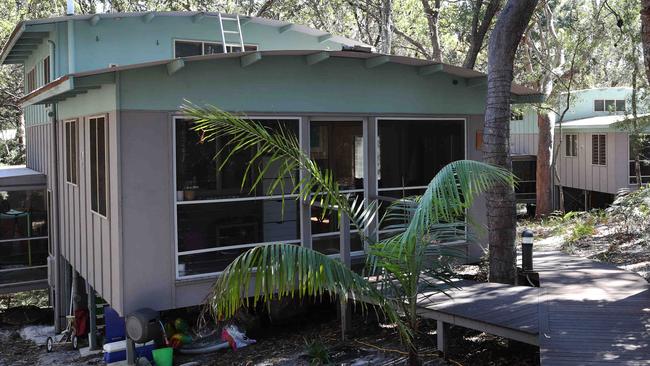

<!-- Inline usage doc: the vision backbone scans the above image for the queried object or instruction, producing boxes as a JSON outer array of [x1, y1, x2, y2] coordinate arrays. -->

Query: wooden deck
[[535, 251, 650, 365], [414, 250, 650, 365]]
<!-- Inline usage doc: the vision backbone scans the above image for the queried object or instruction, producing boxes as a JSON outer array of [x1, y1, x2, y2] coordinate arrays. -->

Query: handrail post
[[339, 211, 351, 339]]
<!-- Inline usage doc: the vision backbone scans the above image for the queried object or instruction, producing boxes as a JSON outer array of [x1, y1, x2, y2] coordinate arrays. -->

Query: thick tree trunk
[[483, 0, 538, 285], [379, 0, 394, 54], [641, 1, 650, 83], [535, 113, 553, 217]]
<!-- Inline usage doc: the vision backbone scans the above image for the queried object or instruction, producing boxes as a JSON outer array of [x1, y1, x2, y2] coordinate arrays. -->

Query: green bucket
[[152, 347, 173, 366]]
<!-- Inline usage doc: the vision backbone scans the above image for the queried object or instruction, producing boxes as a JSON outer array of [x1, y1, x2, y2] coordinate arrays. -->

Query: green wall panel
[[119, 56, 487, 114]]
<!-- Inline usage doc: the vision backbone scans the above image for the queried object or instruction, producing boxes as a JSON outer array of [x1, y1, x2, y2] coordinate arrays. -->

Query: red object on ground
[[221, 328, 236, 350], [75, 308, 89, 337]]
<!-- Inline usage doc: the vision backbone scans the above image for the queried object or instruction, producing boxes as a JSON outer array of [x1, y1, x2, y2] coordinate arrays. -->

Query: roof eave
[[0, 23, 26, 65]]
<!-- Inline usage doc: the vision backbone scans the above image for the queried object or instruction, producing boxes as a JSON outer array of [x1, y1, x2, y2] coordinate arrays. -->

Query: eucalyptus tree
[[182, 104, 513, 365], [482, 0, 538, 284]]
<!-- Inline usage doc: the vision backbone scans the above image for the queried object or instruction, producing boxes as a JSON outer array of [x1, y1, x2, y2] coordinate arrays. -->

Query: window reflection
[[0, 190, 47, 240], [310, 121, 364, 190]]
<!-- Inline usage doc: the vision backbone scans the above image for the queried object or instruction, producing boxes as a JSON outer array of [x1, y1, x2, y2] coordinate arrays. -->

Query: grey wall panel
[[109, 110, 123, 312], [120, 111, 174, 315], [467, 115, 488, 262]]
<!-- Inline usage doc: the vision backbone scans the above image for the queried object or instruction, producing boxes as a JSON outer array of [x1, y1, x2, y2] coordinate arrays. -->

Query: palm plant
[[183, 103, 514, 365]]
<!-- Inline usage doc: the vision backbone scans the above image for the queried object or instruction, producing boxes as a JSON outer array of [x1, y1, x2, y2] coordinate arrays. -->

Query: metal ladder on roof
[[218, 13, 245, 54]]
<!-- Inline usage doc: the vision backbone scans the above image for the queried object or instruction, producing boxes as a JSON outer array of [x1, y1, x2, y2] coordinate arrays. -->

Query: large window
[[565, 134, 578, 157], [0, 190, 48, 286], [378, 119, 465, 232], [175, 118, 300, 278], [594, 99, 626, 112], [65, 120, 78, 184], [591, 134, 607, 166], [309, 121, 364, 254], [26, 68, 36, 92], [89, 116, 108, 216], [629, 135, 650, 185], [174, 40, 258, 58]]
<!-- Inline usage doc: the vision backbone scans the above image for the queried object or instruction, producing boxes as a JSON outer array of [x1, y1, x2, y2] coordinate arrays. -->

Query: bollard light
[[521, 229, 534, 272]]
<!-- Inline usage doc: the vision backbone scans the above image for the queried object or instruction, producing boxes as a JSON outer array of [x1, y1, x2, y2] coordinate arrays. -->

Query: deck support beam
[[437, 320, 449, 354], [278, 24, 295, 34], [305, 52, 330, 65], [166, 59, 185, 76], [338, 212, 352, 340], [466, 76, 487, 88], [87, 284, 98, 350], [192, 12, 205, 23], [240, 52, 262, 68], [365, 55, 390, 69], [418, 64, 444, 76], [142, 12, 155, 23], [318, 34, 333, 43], [89, 15, 101, 27]]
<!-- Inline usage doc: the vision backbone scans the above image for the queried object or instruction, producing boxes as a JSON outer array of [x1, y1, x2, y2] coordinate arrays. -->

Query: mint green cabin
[[0, 11, 540, 328]]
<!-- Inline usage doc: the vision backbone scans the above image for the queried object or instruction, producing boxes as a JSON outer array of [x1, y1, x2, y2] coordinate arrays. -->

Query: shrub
[[606, 185, 650, 236]]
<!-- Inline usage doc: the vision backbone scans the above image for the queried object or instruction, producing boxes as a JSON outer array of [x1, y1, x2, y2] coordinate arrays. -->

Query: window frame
[[64, 119, 78, 185], [43, 56, 50, 84], [375, 117, 468, 243], [172, 115, 302, 280], [88, 115, 109, 218], [565, 134, 578, 158], [172, 39, 259, 58], [591, 134, 607, 166], [26, 68, 36, 93]]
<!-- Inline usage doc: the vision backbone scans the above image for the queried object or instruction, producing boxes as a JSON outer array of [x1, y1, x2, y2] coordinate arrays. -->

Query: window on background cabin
[[591, 134, 606, 165], [511, 111, 524, 121], [616, 100, 626, 112], [89, 116, 108, 216], [65, 120, 78, 184], [43, 56, 50, 84], [605, 100, 615, 112], [565, 134, 578, 157], [594, 100, 604, 112]]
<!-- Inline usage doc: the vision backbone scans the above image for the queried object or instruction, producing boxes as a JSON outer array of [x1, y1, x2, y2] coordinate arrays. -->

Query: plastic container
[[152, 347, 173, 366], [103, 340, 155, 364]]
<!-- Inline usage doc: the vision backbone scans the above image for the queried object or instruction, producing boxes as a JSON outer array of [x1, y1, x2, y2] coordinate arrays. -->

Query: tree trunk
[[483, 0, 538, 285], [421, 0, 442, 62], [463, 0, 503, 69], [641, 0, 650, 83], [379, 0, 394, 54], [535, 113, 553, 217]]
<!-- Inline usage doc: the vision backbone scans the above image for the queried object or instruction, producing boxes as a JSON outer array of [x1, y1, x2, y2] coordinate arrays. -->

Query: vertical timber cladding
[[55, 111, 121, 312]]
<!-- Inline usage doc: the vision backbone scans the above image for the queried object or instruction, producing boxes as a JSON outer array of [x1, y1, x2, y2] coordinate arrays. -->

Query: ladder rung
[[221, 17, 239, 21], [223, 30, 240, 34]]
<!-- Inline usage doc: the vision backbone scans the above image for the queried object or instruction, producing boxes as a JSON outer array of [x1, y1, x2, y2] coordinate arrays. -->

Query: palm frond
[[182, 102, 379, 243], [206, 243, 411, 342]]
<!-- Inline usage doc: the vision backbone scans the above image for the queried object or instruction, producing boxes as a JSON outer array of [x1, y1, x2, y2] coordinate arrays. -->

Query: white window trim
[[172, 115, 302, 280], [565, 134, 578, 158], [64, 119, 79, 186], [172, 38, 259, 58], [88, 114, 110, 219], [591, 134, 607, 166], [375, 117, 469, 243]]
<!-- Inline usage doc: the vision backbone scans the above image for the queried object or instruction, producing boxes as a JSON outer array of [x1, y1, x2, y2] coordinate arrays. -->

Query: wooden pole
[[86, 283, 98, 350], [339, 211, 352, 340]]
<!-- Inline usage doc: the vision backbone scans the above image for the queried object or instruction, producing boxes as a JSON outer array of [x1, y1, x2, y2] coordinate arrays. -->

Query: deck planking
[[534, 251, 650, 365], [411, 250, 650, 365]]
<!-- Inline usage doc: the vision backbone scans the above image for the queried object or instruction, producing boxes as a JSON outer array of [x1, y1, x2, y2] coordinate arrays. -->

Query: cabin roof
[[0, 11, 371, 65], [0, 165, 46, 188], [560, 113, 650, 131], [19, 49, 543, 107]]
